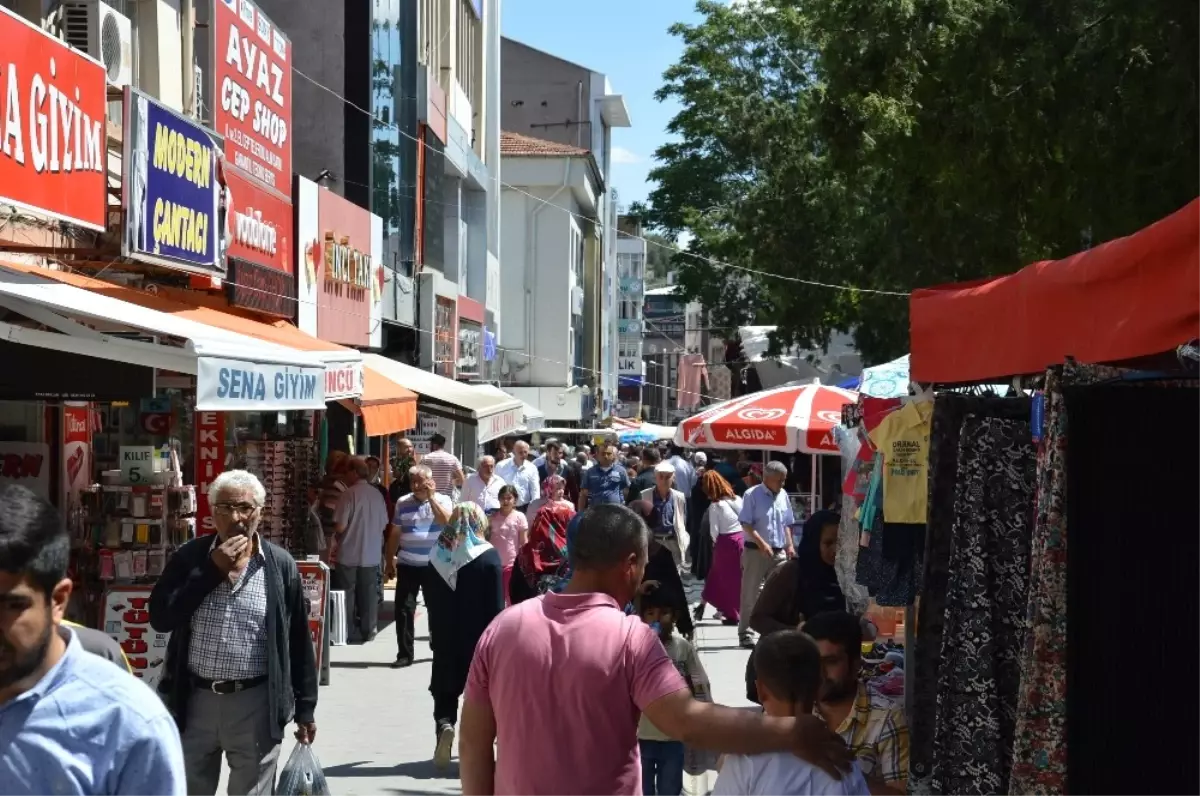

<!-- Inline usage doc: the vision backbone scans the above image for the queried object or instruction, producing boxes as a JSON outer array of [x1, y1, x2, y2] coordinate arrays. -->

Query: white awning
[[360, 354, 524, 443], [469, 385, 546, 432], [0, 265, 334, 410]]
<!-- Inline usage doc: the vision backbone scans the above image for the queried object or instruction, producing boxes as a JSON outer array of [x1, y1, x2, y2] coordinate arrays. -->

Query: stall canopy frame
[[910, 199, 1200, 384]]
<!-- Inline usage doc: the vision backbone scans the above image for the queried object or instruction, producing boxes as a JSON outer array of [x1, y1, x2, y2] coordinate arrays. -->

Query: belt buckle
[[210, 680, 226, 694]]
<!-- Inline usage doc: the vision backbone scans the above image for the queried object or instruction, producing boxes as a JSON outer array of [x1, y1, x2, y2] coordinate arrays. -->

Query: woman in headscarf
[[424, 502, 504, 768], [696, 470, 745, 625], [509, 502, 575, 604], [524, 475, 573, 523], [743, 509, 845, 702]]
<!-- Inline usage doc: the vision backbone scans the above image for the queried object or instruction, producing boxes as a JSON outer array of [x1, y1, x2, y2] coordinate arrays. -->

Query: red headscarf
[[518, 502, 575, 588]]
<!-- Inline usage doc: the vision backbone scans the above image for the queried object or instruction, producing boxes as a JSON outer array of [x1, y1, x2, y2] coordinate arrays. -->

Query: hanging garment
[[929, 415, 1035, 796], [676, 353, 709, 409], [838, 494, 870, 615], [854, 519, 922, 607], [910, 394, 1031, 794], [1061, 382, 1199, 796], [868, 399, 934, 524]]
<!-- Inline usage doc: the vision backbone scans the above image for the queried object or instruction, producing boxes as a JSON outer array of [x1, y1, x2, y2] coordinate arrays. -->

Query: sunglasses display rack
[[239, 437, 320, 553]]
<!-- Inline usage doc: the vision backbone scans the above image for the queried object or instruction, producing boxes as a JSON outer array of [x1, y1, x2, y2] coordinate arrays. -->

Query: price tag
[[120, 446, 155, 485]]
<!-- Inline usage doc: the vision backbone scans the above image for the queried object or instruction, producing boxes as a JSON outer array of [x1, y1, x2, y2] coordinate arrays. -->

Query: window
[[434, 298, 456, 378]]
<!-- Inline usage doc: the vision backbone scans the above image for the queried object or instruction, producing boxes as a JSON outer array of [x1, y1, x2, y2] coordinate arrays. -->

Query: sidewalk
[[250, 582, 754, 796]]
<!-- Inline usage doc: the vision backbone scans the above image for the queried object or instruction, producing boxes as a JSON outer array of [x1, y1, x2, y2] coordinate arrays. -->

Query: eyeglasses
[[213, 502, 260, 518]]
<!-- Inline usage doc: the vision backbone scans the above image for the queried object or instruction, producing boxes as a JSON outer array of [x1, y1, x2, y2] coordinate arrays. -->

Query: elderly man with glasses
[[150, 469, 318, 796]]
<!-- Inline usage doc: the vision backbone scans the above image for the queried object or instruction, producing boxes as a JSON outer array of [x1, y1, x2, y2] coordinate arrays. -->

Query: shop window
[[434, 298, 456, 377]]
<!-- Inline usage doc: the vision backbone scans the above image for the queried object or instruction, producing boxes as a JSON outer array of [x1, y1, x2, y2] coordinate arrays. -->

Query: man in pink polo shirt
[[459, 504, 850, 796]]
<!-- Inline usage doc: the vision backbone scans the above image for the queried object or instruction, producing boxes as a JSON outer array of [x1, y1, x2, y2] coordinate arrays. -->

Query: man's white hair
[[765, 460, 789, 477], [208, 469, 267, 506], [478, 455, 496, 466]]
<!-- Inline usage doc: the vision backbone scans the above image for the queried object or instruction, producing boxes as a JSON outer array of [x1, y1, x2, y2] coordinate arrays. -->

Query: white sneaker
[[434, 724, 455, 768]]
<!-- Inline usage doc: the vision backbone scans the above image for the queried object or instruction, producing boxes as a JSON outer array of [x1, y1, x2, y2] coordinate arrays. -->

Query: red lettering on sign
[[0, 453, 44, 479], [195, 412, 226, 532]]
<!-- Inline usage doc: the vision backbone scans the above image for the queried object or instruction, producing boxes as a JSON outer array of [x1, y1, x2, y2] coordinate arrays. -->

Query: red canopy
[[910, 199, 1200, 383]]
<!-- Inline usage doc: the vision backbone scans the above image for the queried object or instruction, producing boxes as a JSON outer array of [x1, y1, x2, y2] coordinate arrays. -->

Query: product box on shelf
[[101, 585, 170, 690]]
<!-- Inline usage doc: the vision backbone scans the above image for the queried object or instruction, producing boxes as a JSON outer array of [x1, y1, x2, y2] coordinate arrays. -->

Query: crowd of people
[[0, 431, 908, 796]]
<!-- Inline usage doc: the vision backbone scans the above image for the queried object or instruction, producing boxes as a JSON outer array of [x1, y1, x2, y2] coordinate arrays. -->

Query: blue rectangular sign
[[123, 89, 223, 273]]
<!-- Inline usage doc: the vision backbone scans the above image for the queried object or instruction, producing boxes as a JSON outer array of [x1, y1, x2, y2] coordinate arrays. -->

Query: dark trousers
[[639, 739, 684, 795], [394, 562, 430, 660], [334, 564, 379, 643], [433, 688, 460, 734]]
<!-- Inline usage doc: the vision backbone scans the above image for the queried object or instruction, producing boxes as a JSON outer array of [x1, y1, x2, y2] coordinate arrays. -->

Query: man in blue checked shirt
[[737, 460, 796, 649], [0, 484, 186, 795]]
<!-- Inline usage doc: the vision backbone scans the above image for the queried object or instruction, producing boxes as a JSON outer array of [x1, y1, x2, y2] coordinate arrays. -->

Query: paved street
[[273, 582, 754, 796]]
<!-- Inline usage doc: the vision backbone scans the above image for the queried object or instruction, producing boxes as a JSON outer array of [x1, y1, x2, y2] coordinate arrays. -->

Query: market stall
[[900, 199, 1199, 795]]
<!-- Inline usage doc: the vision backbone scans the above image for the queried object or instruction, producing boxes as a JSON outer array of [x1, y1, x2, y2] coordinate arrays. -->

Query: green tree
[[643, 0, 1198, 363]]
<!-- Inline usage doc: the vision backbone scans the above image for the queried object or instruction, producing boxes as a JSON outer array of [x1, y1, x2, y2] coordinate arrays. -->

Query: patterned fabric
[[518, 503, 573, 591], [1008, 361, 1135, 794], [837, 494, 870, 614], [910, 393, 1031, 793], [854, 518, 920, 607], [187, 537, 269, 680], [825, 681, 911, 789], [929, 415, 1036, 796]]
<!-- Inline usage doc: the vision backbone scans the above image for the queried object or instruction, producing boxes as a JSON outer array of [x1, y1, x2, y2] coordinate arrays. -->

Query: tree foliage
[[642, 0, 1198, 363]]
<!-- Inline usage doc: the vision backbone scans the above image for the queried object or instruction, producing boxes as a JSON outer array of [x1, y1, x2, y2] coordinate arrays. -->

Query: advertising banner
[[213, 0, 291, 198], [295, 176, 384, 347], [226, 167, 292, 273], [123, 88, 223, 273], [297, 560, 331, 685], [0, 7, 108, 230], [195, 356, 325, 411], [101, 587, 169, 688], [194, 410, 225, 534], [61, 403, 92, 512]]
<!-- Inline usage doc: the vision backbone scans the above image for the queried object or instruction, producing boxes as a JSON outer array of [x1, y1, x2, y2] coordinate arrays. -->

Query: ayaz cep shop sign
[[0, 7, 108, 230], [214, 0, 291, 198]]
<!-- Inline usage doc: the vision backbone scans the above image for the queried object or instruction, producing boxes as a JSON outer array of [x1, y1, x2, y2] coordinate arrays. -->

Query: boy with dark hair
[[714, 630, 870, 795], [636, 583, 710, 795]]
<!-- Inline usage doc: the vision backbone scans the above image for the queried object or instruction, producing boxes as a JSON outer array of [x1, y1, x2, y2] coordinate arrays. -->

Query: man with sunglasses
[[0, 483, 186, 795], [150, 469, 318, 796]]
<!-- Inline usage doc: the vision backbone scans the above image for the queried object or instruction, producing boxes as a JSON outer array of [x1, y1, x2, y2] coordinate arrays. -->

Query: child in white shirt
[[712, 630, 870, 795]]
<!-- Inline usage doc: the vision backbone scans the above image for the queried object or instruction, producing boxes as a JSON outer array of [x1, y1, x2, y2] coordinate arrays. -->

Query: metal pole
[[903, 603, 916, 720]]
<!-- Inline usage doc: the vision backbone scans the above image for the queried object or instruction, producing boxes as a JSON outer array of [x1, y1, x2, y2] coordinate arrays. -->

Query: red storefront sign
[[297, 178, 380, 347], [213, 0, 291, 198], [0, 7, 108, 230], [195, 411, 226, 534], [226, 168, 293, 273]]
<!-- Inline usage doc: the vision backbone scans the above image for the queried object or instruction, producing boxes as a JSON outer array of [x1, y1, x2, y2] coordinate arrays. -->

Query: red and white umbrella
[[674, 383, 858, 454]]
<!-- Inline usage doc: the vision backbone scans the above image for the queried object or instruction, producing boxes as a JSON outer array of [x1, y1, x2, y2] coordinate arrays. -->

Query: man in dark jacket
[[150, 469, 317, 796], [626, 446, 661, 503]]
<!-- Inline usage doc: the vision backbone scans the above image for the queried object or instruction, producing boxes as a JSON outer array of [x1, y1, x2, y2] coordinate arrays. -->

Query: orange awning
[[0, 261, 419, 428], [337, 365, 418, 435]]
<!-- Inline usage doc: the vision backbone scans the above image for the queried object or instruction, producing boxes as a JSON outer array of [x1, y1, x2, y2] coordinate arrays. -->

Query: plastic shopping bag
[[276, 742, 331, 796]]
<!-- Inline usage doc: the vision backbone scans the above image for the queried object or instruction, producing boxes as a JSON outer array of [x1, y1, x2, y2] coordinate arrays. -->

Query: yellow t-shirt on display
[[868, 399, 933, 525]]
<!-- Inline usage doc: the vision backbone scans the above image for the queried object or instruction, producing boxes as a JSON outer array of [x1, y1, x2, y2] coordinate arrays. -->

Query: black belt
[[192, 674, 268, 694], [744, 541, 784, 553]]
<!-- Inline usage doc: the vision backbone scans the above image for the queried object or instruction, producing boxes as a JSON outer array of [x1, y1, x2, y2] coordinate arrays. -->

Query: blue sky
[[501, 0, 704, 209]]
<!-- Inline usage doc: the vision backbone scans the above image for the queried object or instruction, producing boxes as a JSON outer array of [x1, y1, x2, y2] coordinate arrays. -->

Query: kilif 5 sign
[[122, 88, 223, 274], [0, 7, 108, 230], [213, 0, 291, 199]]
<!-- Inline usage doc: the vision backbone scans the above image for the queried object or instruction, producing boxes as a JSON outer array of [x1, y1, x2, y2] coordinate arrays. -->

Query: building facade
[[641, 285, 686, 424], [496, 132, 601, 425], [500, 37, 630, 422], [615, 216, 646, 419]]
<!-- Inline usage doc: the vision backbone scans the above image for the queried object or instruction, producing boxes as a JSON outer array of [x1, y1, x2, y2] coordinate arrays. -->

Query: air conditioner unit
[[58, 0, 134, 89]]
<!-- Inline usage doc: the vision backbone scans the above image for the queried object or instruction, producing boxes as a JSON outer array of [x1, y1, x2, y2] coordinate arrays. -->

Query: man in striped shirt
[[423, 433, 464, 498], [385, 464, 454, 668]]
